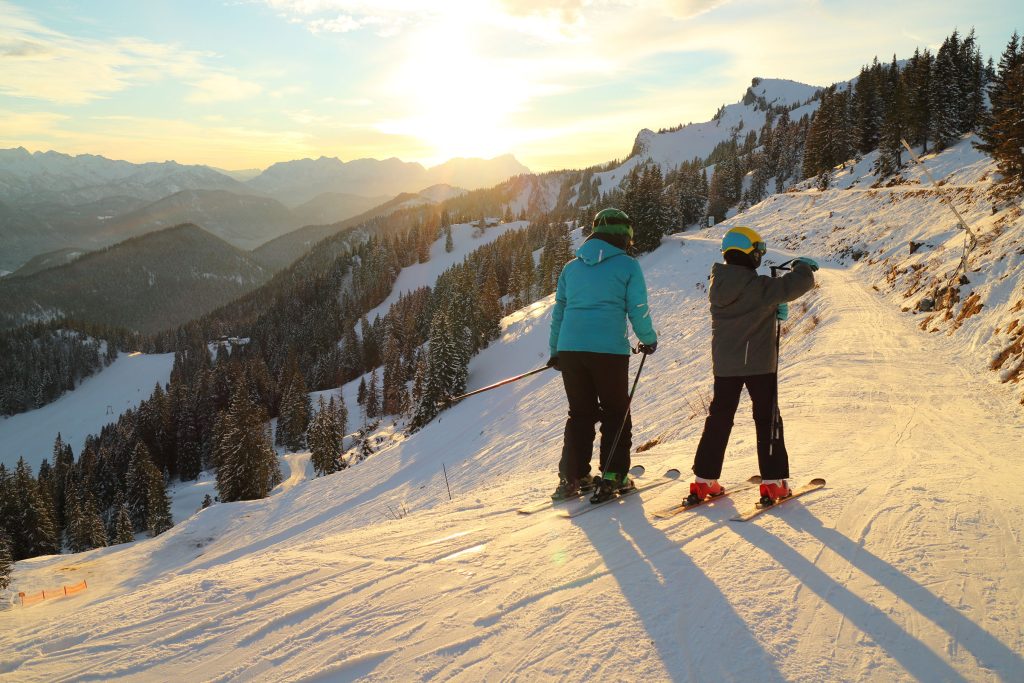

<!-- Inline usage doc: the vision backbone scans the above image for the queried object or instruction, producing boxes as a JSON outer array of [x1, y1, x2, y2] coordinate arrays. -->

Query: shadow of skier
[[778, 512, 1024, 681], [726, 515, 972, 682], [578, 501, 786, 682]]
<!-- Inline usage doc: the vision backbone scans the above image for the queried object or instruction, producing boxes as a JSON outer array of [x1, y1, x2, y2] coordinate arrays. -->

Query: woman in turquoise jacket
[[548, 208, 658, 503]]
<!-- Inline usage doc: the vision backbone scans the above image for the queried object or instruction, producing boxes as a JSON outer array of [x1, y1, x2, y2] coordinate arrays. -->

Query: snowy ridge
[[0, 148, 246, 205], [595, 78, 822, 191], [2, 137, 1022, 681]]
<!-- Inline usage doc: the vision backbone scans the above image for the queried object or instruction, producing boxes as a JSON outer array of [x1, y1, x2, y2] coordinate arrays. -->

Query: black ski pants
[[692, 373, 790, 481], [557, 351, 632, 481]]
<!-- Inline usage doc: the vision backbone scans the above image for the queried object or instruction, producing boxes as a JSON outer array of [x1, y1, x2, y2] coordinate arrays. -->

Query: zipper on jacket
[[744, 341, 749, 365]]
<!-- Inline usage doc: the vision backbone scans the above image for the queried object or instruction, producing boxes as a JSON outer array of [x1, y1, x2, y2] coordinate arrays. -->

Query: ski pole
[[599, 347, 647, 475], [438, 365, 551, 406], [767, 265, 786, 459]]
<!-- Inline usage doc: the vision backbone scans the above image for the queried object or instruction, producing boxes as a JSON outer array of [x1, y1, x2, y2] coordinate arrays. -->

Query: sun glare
[[379, 15, 532, 164]]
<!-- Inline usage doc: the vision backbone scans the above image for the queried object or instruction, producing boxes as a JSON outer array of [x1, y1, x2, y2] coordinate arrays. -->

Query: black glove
[[638, 342, 657, 355], [546, 355, 560, 371]]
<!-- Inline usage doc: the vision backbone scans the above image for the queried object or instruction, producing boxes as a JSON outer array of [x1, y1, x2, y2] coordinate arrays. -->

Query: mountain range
[[0, 149, 530, 273]]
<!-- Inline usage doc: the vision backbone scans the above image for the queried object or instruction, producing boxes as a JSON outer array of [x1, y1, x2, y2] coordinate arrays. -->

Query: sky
[[0, 0, 1018, 173]]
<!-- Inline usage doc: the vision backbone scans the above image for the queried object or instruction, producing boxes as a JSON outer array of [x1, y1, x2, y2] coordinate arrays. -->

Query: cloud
[[0, 2, 259, 105], [308, 15, 361, 33]]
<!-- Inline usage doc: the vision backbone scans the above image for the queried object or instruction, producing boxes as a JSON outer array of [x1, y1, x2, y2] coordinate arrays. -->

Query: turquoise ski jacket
[[550, 237, 657, 356]]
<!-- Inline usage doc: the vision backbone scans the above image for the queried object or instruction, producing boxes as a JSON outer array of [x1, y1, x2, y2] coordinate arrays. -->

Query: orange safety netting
[[19, 580, 88, 607]]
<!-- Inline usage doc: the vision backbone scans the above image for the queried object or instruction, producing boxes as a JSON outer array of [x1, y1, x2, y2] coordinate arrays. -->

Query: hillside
[[1, 139, 1021, 681], [93, 189, 306, 251], [4, 248, 87, 279], [596, 77, 823, 188], [0, 224, 272, 334]]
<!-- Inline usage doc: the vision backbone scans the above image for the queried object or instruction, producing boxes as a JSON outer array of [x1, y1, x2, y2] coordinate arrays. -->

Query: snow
[[0, 352, 175, 471], [594, 78, 822, 192], [2, 141, 1023, 682], [364, 220, 528, 322]]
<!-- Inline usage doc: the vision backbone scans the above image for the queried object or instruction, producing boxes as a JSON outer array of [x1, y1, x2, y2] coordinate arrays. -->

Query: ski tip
[[629, 464, 646, 477], [810, 477, 826, 486], [664, 468, 682, 479], [747, 475, 762, 484]]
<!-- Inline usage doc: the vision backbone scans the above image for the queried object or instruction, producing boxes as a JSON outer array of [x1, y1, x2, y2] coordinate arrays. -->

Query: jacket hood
[[575, 237, 627, 266], [710, 261, 757, 306]]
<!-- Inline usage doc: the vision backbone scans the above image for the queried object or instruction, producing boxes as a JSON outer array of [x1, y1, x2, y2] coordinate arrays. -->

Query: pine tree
[[904, 48, 934, 152], [631, 164, 668, 253], [65, 482, 87, 553], [852, 59, 883, 154], [0, 529, 12, 590], [113, 495, 135, 545], [125, 442, 152, 531], [10, 458, 59, 560], [930, 34, 963, 151], [411, 310, 463, 430], [277, 363, 311, 452], [364, 368, 381, 420], [146, 466, 173, 537], [876, 58, 907, 177], [310, 396, 347, 476], [216, 382, 281, 502], [977, 31, 1024, 196], [82, 491, 108, 549], [476, 268, 503, 347], [51, 433, 74, 532], [381, 331, 407, 416]]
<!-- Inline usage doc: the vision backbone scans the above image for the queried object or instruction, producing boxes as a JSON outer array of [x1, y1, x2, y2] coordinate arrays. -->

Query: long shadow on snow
[[778, 513, 1024, 682], [727, 514, 971, 682], [179, 464, 442, 575], [578, 501, 786, 682]]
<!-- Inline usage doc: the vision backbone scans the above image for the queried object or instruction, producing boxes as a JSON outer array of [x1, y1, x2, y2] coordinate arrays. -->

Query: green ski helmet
[[592, 207, 633, 240]]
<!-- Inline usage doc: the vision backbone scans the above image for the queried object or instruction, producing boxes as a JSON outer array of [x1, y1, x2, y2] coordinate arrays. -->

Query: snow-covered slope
[[364, 219, 529, 322], [0, 352, 175, 471], [2, 138, 1022, 681], [596, 78, 822, 189]]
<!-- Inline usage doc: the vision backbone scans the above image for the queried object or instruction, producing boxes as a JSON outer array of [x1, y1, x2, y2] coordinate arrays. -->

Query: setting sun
[[377, 15, 535, 163]]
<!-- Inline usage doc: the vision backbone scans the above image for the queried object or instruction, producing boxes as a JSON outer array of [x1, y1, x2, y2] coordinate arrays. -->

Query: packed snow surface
[[3, 243, 1023, 680], [2, 138, 1022, 682]]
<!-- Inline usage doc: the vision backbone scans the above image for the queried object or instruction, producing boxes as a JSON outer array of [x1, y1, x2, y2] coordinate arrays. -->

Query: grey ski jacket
[[708, 261, 815, 376]]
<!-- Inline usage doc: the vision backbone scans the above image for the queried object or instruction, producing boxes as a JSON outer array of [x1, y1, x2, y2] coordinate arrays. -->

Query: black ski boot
[[552, 474, 598, 501], [589, 473, 635, 503], [551, 477, 580, 501]]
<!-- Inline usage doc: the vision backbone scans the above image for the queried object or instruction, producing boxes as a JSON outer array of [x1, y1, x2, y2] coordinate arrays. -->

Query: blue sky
[[0, 0, 1018, 172]]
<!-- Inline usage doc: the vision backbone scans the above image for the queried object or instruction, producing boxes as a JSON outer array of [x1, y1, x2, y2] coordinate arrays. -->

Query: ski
[[729, 478, 827, 522], [651, 476, 762, 519], [517, 465, 648, 515], [556, 469, 681, 519]]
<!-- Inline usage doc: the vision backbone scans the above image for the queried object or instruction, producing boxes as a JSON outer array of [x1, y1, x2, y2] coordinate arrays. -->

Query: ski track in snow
[[3, 194, 1024, 678]]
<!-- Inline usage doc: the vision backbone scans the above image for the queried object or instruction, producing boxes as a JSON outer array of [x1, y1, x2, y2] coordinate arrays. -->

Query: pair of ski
[[654, 476, 826, 521], [518, 469, 826, 521], [517, 466, 681, 519]]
